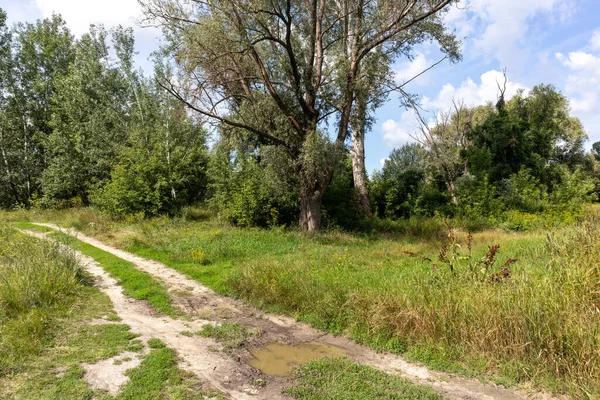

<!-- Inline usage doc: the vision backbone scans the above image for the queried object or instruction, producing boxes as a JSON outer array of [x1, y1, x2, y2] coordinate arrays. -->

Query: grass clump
[[286, 357, 442, 400], [0, 226, 82, 318], [0, 222, 145, 398], [197, 323, 256, 349], [147, 338, 167, 349], [116, 346, 221, 400]]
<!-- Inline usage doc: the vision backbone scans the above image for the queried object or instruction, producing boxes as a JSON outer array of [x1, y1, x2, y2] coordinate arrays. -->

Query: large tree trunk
[[299, 186, 323, 232], [350, 96, 372, 218]]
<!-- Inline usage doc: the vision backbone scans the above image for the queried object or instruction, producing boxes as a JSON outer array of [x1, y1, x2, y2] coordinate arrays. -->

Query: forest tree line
[[1, 4, 599, 231]]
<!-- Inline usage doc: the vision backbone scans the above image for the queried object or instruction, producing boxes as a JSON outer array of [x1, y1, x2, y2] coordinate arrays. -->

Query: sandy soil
[[28, 224, 564, 400]]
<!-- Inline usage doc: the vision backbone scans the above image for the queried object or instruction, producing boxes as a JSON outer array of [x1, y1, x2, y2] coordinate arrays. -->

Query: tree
[[593, 142, 600, 162], [413, 102, 490, 203], [371, 143, 427, 218], [348, 17, 460, 219], [41, 26, 130, 205], [0, 8, 17, 207], [0, 13, 74, 207], [91, 77, 209, 217], [466, 84, 587, 185], [141, 0, 456, 231]]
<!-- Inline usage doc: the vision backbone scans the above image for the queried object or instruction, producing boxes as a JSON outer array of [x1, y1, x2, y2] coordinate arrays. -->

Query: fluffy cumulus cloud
[[424, 69, 528, 111], [447, 0, 573, 68], [34, 0, 143, 35], [555, 32, 600, 142], [381, 111, 421, 149]]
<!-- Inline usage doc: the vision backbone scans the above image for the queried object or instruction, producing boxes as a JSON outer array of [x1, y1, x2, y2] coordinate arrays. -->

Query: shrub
[[208, 146, 298, 227], [498, 169, 548, 213], [456, 174, 504, 218]]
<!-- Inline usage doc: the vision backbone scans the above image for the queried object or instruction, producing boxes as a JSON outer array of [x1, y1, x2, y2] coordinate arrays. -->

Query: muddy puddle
[[247, 342, 345, 377]]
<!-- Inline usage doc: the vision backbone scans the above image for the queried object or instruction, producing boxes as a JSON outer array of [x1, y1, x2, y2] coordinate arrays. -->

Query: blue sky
[[2, 0, 599, 174]]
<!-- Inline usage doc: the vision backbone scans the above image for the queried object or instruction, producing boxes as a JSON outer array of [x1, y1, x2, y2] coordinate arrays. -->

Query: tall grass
[[0, 224, 84, 373], [3, 207, 599, 396], [230, 212, 600, 396]]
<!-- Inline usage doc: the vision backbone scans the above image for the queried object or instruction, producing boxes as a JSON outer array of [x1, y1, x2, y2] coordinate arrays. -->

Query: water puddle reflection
[[247, 342, 345, 377]]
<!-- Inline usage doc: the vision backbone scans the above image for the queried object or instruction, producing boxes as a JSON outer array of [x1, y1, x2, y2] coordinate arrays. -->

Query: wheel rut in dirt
[[30, 223, 559, 400]]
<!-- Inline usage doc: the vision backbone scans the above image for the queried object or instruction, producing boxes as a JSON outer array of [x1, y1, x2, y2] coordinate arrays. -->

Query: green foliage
[[322, 158, 364, 229], [593, 141, 600, 161], [0, 227, 82, 320], [455, 175, 503, 219], [90, 80, 209, 218], [372, 85, 594, 226], [0, 13, 74, 207], [497, 169, 547, 213], [40, 26, 130, 206], [208, 143, 298, 227], [466, 85, 587, 183], [371, 144, 430, 219], [0, 14, 208, 217], [548, 166, 597, 209]]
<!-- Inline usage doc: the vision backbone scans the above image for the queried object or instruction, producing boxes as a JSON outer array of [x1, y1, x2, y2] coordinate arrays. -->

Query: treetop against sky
[[2, 0, 599, 173]]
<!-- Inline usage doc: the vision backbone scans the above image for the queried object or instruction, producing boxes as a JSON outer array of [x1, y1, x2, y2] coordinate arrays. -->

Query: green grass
[[0, 221, 216, 399], [45, 229, 179, 317], [114, 345, 221, 400], [0, 222, 146, 398], [3, 208, 600, 397], [0, 224, 86, 373], [286, 357, 443, 400], [197, 323, 257, 349]]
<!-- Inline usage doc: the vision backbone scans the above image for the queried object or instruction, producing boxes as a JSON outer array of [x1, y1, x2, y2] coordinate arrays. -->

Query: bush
[[498, 169, 548, 213], [322, 159, 364, 229], [456, 174, 504, 218], [549, 167, 597, 210], [208, 146, 298, 227]]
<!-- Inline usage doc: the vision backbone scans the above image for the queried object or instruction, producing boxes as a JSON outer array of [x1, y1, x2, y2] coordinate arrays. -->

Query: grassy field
[[0, 222, 214, 399], [2, 207, 600, 398]]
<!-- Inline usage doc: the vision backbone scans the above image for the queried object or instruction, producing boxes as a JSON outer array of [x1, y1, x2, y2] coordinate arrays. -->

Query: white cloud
[[591, 30, 600, 52], [381, 112, 420, 149], [554, 29, 600, 143], [448, 0, 573, 68], [380, 158, 390, 167], [394, 52, 431, 87], [424, 69, 528, 111], [556, 51, 600, 114], [34, 0, 143, 35]]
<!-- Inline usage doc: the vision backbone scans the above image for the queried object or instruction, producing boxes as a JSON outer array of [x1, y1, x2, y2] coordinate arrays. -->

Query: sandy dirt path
[[30, 223, 561, 400]]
